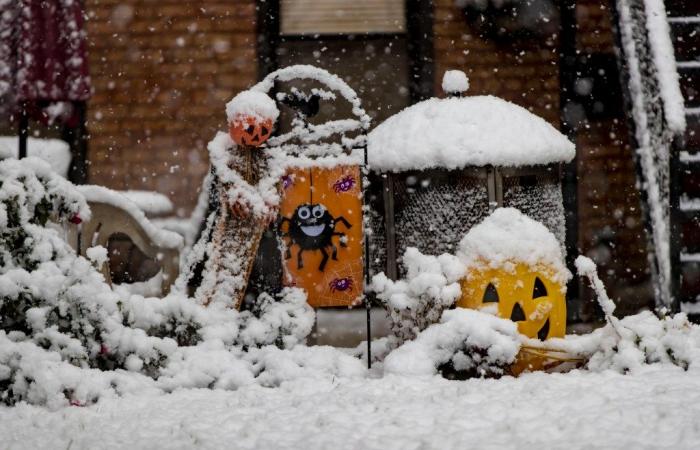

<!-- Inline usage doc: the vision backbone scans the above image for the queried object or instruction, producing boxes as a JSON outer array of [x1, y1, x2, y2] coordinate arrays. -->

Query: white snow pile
[[120, 190, 174, 216], [441, 69, 470, 95], [0, 158, 364, 409], [367, 95, 575, 172], [372, 247, 465, 343], [384, 308, 520, 378], [225, 89, 280, 124], [0, 137, 72, 178], [458, 207, 571, 286]]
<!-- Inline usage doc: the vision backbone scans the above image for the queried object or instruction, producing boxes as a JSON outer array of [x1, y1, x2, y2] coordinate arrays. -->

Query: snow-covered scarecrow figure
[[184, 90, 284, 308], [181, 65, 371, 310]]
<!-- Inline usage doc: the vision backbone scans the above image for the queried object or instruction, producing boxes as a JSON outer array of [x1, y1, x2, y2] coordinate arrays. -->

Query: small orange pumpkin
[[229, 115, 274, 147]]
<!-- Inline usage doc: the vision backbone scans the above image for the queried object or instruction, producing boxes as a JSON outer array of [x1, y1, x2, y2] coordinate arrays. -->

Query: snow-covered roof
[[367, 95, 575, 172]]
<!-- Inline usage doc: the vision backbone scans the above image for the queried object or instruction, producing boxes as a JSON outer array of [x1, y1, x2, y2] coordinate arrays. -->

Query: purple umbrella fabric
[[0, 0, 90, 118]]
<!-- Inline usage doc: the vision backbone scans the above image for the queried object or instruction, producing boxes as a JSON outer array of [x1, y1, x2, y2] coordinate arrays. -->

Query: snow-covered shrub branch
[[371, 247, 465, 344], [0, 158, 364, 408]]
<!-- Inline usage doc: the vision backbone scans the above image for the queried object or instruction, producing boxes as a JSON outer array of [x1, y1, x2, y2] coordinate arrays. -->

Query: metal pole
[[362, 145, 372, 369], [18, 101, 29, 159]]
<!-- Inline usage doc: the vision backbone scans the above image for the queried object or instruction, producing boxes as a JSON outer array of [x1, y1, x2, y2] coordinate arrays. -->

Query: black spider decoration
[[279, 203, 351, 272]]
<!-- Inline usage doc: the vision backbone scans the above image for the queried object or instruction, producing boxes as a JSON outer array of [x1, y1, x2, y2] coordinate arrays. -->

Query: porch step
[[680, 252, 700, 263], [680, 195, 700, 211]]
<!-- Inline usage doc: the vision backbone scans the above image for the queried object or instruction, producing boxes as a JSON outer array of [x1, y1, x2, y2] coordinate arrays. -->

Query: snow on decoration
[[441, 69, 470, 96], [614, 0, 686, 309], [367, 95, 575, 172], [188, 122, 285, 308], [226, 90, 279, 147], [457, 207, 571, 286]]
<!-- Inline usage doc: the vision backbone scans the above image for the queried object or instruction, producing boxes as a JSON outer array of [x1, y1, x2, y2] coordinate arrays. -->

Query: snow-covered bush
[[558, 256, 700, 373], [384, 308, 520, 378], [371, 247, 465, 343], [0, 158, 344, 407]]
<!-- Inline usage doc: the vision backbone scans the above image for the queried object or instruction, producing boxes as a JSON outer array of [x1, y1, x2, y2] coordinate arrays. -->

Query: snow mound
[[384, 308, 520, 377], [120, 190, 174, 216], [458, 207, 571, 285], [367, 95, 575, 172], [0, 137, 72, 178], [226, 90, 279, 123], [442, 70, 470, 94]]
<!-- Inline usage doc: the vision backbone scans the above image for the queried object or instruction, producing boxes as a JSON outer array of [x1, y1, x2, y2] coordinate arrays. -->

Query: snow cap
[[457, 208, 571, 285], [226, 90, 280, 123], [367, 95, 575, 172], [442, 70, 470, 95]]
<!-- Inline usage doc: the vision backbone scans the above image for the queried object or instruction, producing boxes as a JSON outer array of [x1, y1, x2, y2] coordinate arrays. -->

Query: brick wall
[[433, 0, 560, 124], [85, 0, 257, 215]]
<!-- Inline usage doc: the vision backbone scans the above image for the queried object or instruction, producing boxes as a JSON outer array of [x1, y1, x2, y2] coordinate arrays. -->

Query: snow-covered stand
[[366, 71, 576, 280]]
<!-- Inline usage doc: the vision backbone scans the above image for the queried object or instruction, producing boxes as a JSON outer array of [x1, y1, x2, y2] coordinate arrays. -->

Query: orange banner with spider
[[278, 165, 364, 308]]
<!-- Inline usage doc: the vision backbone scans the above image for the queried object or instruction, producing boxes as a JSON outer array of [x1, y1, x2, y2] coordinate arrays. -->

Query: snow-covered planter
[[367, 70, 574, 278]]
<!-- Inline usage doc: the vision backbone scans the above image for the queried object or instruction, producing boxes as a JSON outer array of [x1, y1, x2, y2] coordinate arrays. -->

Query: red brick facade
[[85, 0, 257, 214]]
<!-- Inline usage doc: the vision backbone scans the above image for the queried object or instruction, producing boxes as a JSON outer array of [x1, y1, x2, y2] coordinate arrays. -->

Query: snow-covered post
[[612, 0, 686, 310]]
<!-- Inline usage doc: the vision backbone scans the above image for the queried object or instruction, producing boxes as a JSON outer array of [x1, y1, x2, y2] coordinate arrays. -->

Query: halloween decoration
[[456, 208, 572, 374], [278, 165, 364, 308], [181, 89, 282, 309], [458, 263, 566, 341], [367, 70, 574, 280], [244, 65, 369, 309], [280, 203, 352, 272], [226, 90, 280, 148], [229, 116, 274, 147]]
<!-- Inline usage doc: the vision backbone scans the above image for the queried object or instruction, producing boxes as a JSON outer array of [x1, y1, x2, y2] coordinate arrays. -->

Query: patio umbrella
[[0, 0, 91, 182]]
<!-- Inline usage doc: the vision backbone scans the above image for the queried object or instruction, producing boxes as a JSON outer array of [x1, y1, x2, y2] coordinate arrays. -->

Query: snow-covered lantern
[[366, 70, 575, 278]]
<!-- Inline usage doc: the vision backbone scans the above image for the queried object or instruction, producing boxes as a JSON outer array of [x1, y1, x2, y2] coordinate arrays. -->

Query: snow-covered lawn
[[2, 367, 699, 449]]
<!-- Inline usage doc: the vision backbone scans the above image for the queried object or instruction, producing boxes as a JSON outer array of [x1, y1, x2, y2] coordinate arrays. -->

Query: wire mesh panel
[[503, 171, 566, 252], [392, 170, 490, 274]]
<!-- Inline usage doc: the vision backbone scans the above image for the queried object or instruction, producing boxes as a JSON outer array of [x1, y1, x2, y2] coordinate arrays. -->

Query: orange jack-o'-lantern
[[229, 115, 274, 147], [458, 262, 571, 374]]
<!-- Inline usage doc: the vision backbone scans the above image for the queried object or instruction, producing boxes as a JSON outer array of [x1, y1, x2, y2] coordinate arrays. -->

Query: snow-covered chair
[[73, 185, 184, 295]]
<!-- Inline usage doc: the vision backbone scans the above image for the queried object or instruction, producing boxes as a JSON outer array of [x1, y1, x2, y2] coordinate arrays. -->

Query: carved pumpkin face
[[229, 115, 274, 147], [457, 263, 566, 341]]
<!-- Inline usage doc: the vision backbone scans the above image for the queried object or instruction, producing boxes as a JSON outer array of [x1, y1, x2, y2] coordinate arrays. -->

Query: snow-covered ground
[[2, 366, 699, 450]]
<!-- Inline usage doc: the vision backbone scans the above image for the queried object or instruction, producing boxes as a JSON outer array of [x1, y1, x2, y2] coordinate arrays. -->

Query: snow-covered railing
[[613, 0, 687, 310]]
